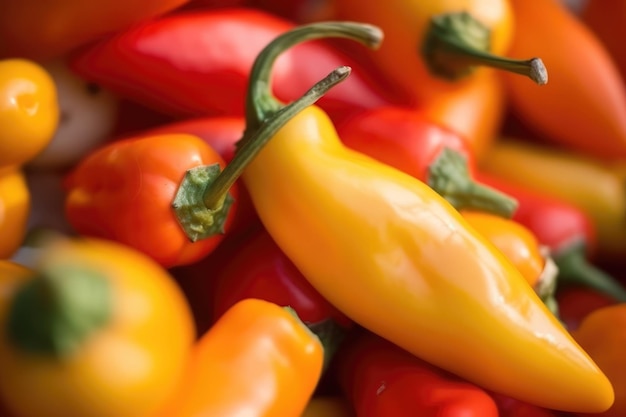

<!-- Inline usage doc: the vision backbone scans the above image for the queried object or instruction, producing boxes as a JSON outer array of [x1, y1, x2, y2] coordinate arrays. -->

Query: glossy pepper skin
[[504, 0, 626, 160], [0, 237, 195, 417], [231, 21, 614, 413], [571, 305, 626, 417], [0, 59, 59, 168], [336, 331, 499, 417], [331, 0, 547, 104], [0, 168, 30, 259], [477, 171, 626, 303], [0, 0, 189, 61], [70, 8, 398, 123], [64, 133, 238, 268], [155, 298, 323, 417]]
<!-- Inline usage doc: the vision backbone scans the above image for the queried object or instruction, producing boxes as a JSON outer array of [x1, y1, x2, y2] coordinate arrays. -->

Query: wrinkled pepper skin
[[572, 305, 626, 417], [0, 237, 195, 417], [336, 331, 499, 417], [155, 298, 323, 417], [70, 8, 397, 122], [0, 168, 30, 259], [238, 21, 613, 413], [0, 59, 59, 168], [64, 133, 238, 268]]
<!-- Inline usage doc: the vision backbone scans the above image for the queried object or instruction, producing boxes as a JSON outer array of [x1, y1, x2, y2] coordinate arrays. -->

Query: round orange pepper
[[0, 237, 195, 417], [0, 167, 30, 259]]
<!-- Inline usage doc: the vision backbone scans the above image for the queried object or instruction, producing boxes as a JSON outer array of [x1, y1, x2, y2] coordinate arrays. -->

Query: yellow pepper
[[0, 58, 59, 168], [201, 22, 613, 413], [479, 139, 626, 258], [0, 167, 30, 259], [0, 236, 195, 417]]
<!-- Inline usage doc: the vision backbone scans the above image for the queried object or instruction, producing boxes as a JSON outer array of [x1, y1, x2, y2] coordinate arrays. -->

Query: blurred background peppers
[[234, 20, 613, 412], [503, 0, 626, 160], [0, 237, 195, 417], [0, 168, 30, 260]]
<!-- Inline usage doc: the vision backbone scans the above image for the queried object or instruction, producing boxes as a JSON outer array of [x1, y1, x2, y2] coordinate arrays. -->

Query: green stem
[[202, 22, 384, 209], [6, 265, 111, 357], [428, 147, 518, 217], [554, 242, 626, 302], [422, 11, 548, 85]]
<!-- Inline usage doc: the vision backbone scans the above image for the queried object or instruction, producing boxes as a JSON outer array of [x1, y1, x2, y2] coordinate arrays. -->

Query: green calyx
[[6, 265, 111, 358], [172, 164, 235, 242], [428, 147, 518, 218], [422, 11, 548, 85]]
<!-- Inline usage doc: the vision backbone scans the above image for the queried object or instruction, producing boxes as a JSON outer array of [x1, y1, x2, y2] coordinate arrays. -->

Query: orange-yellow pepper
[[0, 59, 59, 168], [301, 396, 354, 417], [203, 21, 613, 413], [155, 298, 323, 417], [0, 237, 195, 417], [0, 167, 30, 259]]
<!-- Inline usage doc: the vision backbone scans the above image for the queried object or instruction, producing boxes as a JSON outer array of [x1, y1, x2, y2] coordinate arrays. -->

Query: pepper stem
[[554, 242, 626, 302], [422, 11, 548, 85], [202, 22, 384, 209], [428, 147, 518, 217], [6, 265, 111, 357]]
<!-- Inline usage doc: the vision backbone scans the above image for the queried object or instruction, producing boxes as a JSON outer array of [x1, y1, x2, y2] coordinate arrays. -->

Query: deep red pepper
[[489, 392, 561, 417], [210, 228, 352, 368], [476, 172, 626, 303], [335, 330, 499, 417], [335, 106, 517, 217], [555, 286, 616, 332], [69, 8, 400, 124]]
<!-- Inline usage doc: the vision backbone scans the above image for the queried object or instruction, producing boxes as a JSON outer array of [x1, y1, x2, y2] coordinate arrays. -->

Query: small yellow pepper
[[0, 167, 30, 259], [0, 59, 59, 168], [0, 237, 195, 417]]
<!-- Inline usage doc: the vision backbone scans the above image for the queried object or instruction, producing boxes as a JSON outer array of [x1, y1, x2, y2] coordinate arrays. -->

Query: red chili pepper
[[556, 286, 616, 332], [335, 330, 499, 417], [211, 227, 352, 369], [489, 392, 561, 417], [476, 172, 626, 303], [335, 106, 517, 217], [69, 8, 400, 124], [63, 133, 239, 268]]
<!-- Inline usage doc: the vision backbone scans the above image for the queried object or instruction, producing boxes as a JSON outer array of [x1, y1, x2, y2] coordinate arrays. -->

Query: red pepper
[[335, 330, 499, 417], [556, 286, 616, 332], [211, 227, 352, 369], [63, 133, 239, 268], [489, 392, 561, 417], [477, 172, 626, 303], [69, 8, 400, 124], [335, 106, 517, 217]]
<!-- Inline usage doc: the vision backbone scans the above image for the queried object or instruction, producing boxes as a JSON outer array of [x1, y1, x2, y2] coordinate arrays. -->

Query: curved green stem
[[423, 12, 548, 85], [201, 22, 384, 210]]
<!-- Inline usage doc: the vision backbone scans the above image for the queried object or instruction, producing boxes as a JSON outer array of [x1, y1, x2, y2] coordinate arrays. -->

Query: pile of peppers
[[3, 1, 626, 416]]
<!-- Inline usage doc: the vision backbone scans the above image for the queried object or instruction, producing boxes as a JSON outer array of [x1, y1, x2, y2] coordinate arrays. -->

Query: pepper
[[477, 171, 626, 303], [0, 167, 30, 259], [336, 330, 499, 417], [581, 0, 626, 83], [336, 105, 517, 217], [0, 237, 195, 417], [0, 0, 189, 61], [489, 392, 561, 417], [63, 133, 239, 268], [571, 304, 626, 417], [557, 287, 617, 332], [0, 59, 59, 169], [301, 397, 354, 417], [69, 8, 400, 123], [503, 0, 626, 160], [154, 298, 323, 417], [211, 228, 352, 369], [204, 20, 613, 412], [479, 139, 626, 259], [331, 0, 547, 104]]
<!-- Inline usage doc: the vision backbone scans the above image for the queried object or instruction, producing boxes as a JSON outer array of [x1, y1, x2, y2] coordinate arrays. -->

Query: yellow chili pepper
[[479, 139, 626, 258], [0, 59, 59, 168], [0, 167, 30, 259], [0, 236, 195, 417], [200, 22, 614, 413]]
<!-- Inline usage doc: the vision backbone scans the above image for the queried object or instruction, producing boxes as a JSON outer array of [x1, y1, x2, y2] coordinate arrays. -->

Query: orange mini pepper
[[156, 298, 323, 417], [0, 167, 30, 259]]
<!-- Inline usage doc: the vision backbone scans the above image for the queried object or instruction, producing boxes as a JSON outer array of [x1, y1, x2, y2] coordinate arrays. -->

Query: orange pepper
[[503, 0, 626, 160], [0, 167, 30, 259], [581, 0, 626, 85], [156, 298, 323, 417], [571, 304, 626, 417]]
